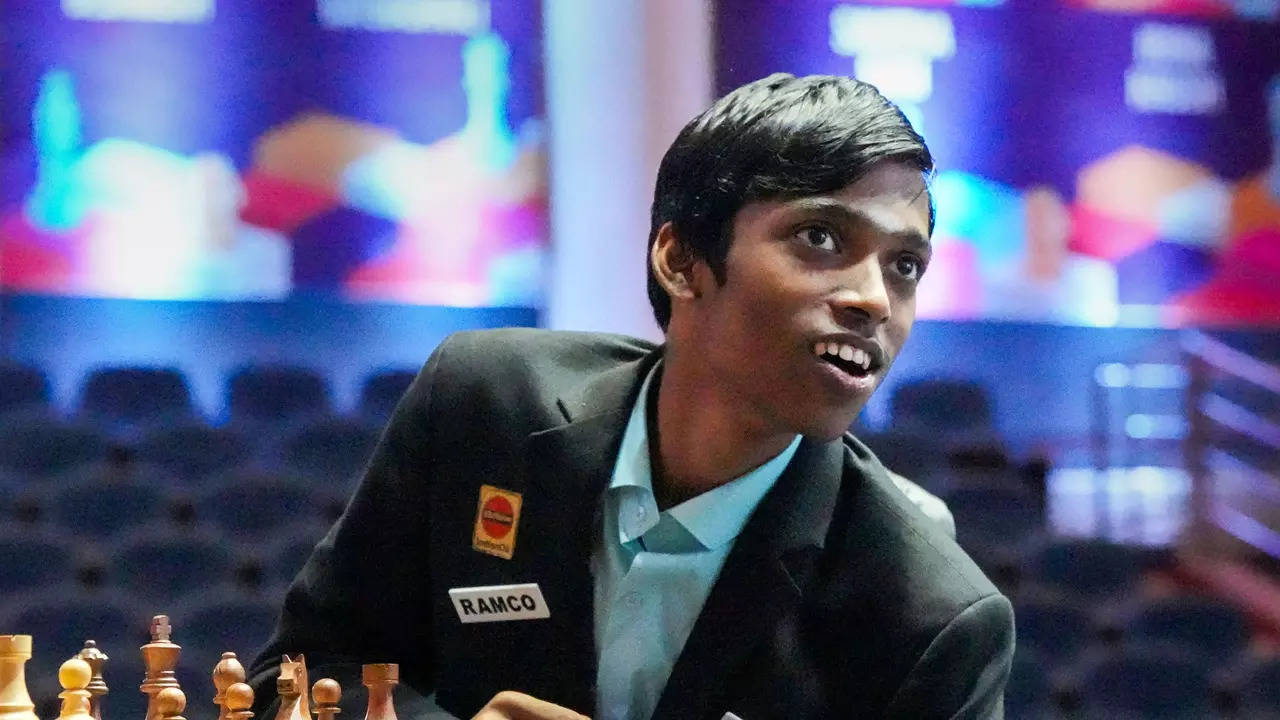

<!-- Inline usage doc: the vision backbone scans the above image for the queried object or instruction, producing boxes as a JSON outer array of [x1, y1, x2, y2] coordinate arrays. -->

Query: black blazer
[[247, 329, 1014, 719]]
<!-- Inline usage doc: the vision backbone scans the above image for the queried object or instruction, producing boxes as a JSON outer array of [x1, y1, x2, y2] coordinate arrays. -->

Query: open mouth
[[813, 341, 877, 378]]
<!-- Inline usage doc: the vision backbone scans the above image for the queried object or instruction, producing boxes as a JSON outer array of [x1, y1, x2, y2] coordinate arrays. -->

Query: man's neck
[[648, 349, 796, 510]]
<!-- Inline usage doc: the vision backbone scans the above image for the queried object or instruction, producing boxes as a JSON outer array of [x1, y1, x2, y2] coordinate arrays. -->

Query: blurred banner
[[0, 0, 546, 307], [716, 0, 1280, 327]]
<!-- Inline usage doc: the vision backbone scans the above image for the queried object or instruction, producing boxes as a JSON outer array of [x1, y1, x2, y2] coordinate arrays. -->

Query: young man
[[249, 74, 1014, 719]]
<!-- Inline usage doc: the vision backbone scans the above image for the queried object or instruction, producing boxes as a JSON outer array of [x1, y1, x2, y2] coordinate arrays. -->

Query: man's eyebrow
[[786, 197, 932, 254]]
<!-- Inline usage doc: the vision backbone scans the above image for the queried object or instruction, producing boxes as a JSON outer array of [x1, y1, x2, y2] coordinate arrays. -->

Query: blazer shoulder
[[439, 328, 656, 374], [421, 328, 656, 433], [837, 432, 1001, 607]]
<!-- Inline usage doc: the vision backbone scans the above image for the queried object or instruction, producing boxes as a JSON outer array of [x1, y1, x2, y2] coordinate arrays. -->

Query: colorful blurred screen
[[716, 0, 1280, 327], [0, 0, 545, 307]]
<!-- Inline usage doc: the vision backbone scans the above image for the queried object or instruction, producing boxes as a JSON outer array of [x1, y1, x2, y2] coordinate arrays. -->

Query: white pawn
[[56, 658, 93, 720]]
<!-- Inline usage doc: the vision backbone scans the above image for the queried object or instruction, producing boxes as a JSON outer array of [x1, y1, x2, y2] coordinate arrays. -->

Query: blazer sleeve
[[245, 338, 452, 717], [883, 593, 1016, 720]]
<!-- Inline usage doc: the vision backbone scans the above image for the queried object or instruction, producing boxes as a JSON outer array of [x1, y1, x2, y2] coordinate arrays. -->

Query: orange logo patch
[[472, 485, 523, 559]]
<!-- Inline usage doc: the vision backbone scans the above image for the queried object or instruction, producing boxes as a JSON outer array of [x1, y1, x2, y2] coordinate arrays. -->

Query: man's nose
[[829, 257, 891, 328]]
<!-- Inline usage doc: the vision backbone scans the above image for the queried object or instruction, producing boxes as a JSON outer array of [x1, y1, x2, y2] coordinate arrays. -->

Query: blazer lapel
[[499, 348, 663, 712], [653, 436, 846, 719]]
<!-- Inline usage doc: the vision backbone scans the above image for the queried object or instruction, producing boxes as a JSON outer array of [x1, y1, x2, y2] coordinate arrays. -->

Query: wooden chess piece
[[360, 665, 397, 720], [310, 680, 339, 720], [56, 657, 93, 720], [0, 636, 38, 720], [224, 684, 254, 720], [155, 688, 186, 720], [77, 641, 108, 720], [140, 615, 181, 720], [212, 653, 245, 720], [273, 655, 309, 720]]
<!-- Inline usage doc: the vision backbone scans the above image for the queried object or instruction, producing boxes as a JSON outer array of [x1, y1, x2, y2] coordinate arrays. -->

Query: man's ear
[[651, 221, 703, 302]]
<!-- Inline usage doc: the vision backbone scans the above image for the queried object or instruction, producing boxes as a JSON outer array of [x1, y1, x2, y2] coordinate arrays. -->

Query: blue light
[[26, 69, 87, 231]]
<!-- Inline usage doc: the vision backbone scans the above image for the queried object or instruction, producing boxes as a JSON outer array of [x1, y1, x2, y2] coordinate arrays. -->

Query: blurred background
[[1, 0, 1279, 717]]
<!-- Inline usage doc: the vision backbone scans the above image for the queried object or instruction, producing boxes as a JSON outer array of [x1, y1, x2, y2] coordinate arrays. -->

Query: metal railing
[[1182, 331, 1280, 558]]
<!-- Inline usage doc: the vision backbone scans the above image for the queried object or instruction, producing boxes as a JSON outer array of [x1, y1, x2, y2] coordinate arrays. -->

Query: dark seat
[[278, 418, 378, 485], [1078, 644, 1213, 719], [0, 419, 107, 477], [855, 429, 947, 485], [269, 521, 331, 583], [79, 367, 194, 426], [0, 532, 74, 593], [135, 422, 254, 481], [359, 368, 417, 424], [944, 485, 1043, 547], [1013, 591, 1094, 660], [8, 590, 143, 706], [1031, 539, 1145, 599], [0, 363, 50, 417], [195, 471, 321, 539], [890, 378, 994, 435], [1236, 656, 1280, 719], [111, 531, 236, 603], [1005, 647, 1051, 719], [49, 479, 168, 537], [227, 365, 329, 426], [1123, 595, 1252, 665], [180, 594, 279, 662]]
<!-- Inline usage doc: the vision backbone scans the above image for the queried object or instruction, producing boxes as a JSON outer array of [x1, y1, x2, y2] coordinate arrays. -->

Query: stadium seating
[[1076, 643, 1215, 719], [135, 422, 254, 482], [180, 593, 280, 663], [1121, 594, 1253, 666], [1234, 656, 1280, 719], [0, 531, 76, 594], [110, 529, 238, 602], [359, 368, 417, 424], [1031, 538, 1146, 599], [0, 363, 50, 417], [227, 364, 330, 427], [193, 470, 324, 539], [1004, 646, 1052, 718], [49, 477, 169, 537], [276, 417, 379, 485], [1013, 590, 1095, 661], [79, 366, 195, 428], [0, 418, 107, 477], [943, 484, 1043, 547]]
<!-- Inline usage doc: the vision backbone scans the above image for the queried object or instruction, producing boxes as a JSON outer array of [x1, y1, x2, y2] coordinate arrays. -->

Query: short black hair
[[646, 73, 935, 330]]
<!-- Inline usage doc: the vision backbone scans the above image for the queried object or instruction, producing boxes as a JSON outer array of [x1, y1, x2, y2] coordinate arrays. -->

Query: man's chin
[[795, 406, 865, 443]]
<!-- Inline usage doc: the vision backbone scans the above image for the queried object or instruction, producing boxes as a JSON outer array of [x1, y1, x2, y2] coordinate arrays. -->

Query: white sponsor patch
[[448, 583, 550, 623]]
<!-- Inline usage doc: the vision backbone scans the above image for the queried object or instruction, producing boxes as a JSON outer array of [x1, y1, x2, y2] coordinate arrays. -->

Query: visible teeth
[[826, 345, 840, 357], [839, 345, 854, 362], [815, 342, 827, 356], [853, 349, 869, 369]]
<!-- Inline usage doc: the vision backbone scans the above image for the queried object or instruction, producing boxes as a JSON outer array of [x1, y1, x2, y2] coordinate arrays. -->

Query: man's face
[[686, 161, 932, 441]]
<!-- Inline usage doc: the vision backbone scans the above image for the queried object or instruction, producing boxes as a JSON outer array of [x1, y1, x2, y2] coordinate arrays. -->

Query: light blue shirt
[[592, 363, 801, 720]]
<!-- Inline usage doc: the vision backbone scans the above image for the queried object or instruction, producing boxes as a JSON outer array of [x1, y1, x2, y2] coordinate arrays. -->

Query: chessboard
[[0, 616, 404, 720]]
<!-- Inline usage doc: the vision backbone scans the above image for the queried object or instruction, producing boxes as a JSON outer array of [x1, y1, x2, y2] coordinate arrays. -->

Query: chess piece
[[224, 684, 254, 720], [56, 657, 93, 720], [140, 615, 181, 720], [0, 635, 38, 720], [77, 641, 108, 720], [311, 680, 339, 720], [155, 688, 186, 720], [212, 653, 245, 720], [360, 665, 397, 720], [273, 655, 309, 720]]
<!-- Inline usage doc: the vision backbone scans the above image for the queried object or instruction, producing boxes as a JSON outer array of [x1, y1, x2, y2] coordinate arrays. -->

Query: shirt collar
[[607, 361, 802, 550]]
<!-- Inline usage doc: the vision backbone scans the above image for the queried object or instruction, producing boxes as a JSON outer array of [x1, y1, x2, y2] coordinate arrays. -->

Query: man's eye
[[894, 254, 924, 280], [797, 227, 839, 252]]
